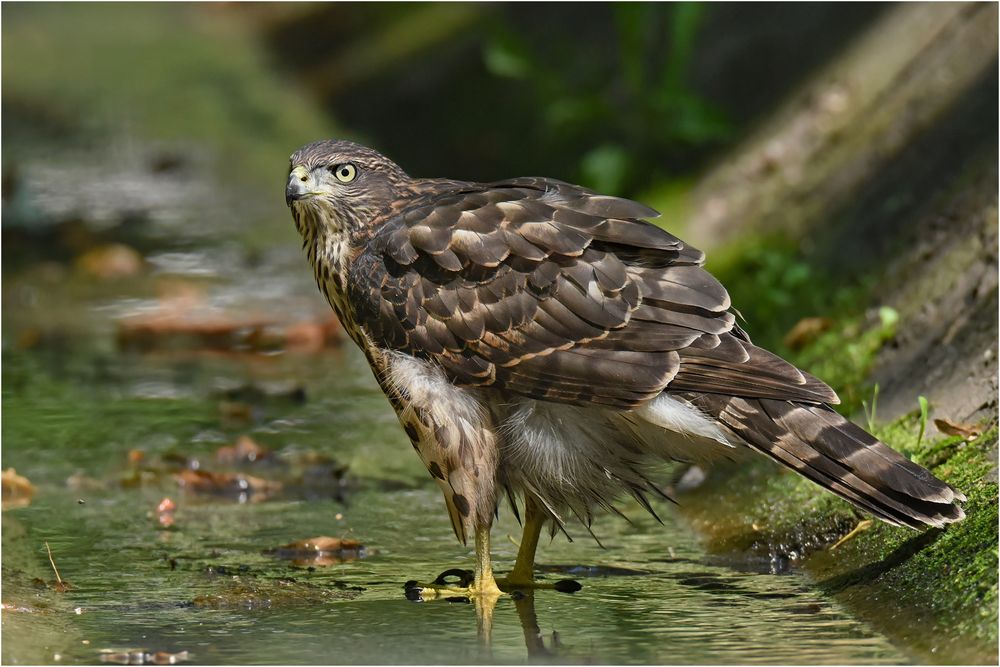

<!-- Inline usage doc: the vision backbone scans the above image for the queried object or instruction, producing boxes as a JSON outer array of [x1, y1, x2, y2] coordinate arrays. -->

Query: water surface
[[2, 340, 909, 665]]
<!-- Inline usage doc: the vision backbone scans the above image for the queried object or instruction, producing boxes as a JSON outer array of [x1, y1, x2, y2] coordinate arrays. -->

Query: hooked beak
[[285, 165, 312, 206]]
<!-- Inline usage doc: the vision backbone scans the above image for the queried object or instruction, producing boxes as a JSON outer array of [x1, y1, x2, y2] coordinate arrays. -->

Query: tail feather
[[680, 392, 966, 529]]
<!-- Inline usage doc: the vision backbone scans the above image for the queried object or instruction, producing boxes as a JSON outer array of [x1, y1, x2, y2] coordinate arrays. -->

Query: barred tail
[[682, 393, 966, 528]]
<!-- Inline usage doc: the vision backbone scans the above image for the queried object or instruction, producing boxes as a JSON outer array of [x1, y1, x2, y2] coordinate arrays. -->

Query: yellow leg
[[405, 523, 502, 599], [498, 496, 582, 594], [507, 496, 544, 585], [474, 522, 502, 596], [405, 499, 578, 606]]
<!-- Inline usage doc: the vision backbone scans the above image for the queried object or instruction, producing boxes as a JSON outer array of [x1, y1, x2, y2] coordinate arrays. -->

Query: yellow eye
[[333, 164, 357, 183]]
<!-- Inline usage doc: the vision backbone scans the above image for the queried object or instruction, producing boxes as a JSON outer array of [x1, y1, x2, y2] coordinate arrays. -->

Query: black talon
[[433, 568, 475, 587], [403, 580, 419, 590], [404, 587, 424, 602], [554, 579, 583, 593]]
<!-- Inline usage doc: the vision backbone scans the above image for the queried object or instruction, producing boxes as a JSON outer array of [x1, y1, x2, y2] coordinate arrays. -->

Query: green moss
[[809, 421, 999, 662], [704, 236, 896, 413], [672, 223, 998, 662], [679, 410, 998, 663]]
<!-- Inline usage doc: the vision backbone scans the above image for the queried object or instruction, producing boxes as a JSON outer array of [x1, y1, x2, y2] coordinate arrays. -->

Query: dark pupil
[[340, 168, 349, 177]]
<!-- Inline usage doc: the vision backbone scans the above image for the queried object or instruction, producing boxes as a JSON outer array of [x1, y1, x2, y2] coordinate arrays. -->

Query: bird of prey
[[285, 139, 965, 600]]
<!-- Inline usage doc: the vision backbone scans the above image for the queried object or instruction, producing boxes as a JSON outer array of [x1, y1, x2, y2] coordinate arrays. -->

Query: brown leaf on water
[[173, 469, 282, 498], [283, 316, 342, 353], [98, 649, 190, 665], [116, 285, 341, 356], [156, 497, 177, 528], [76, 244, 145, 280], [217, 400, 254, 426], [2, 468, 36, 510], [215, 436, 271, 465], [783, 316, 834, 350], [933, 418, 983, 439], [265, 536, 366, 566]]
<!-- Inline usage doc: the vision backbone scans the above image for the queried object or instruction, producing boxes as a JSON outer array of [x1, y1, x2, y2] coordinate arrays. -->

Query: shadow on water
[[818, 529, 944, 595]]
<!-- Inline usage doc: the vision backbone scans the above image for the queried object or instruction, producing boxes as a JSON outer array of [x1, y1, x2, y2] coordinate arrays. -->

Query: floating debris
[[45, 542, 71, 592], [155, 498, 177, 527], [174, 469, 282, 500], [215, 436, 272, 465], [116, 285, 341, 356], [265, 536, 367, 566], [2, 468, 36, 510], [75, 243, 144, 279], [98, 649, 191, 665]]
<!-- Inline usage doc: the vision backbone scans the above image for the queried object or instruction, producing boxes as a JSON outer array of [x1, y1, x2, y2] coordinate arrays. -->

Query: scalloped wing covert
[[348, 178, 837, 409]]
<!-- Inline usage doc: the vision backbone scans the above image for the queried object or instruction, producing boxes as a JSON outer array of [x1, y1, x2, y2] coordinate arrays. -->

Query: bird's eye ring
[[333, 163, 357, 183]]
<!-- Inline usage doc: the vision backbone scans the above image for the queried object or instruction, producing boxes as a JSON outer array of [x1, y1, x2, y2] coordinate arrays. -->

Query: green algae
[[705, 237, 894, 414], [674, 233, 998, 662], [808, 421, 999, 663], [678, 410, 999, 664]]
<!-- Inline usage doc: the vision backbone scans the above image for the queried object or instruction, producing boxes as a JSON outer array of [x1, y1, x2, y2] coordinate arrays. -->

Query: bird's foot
[[404, 569, 503, 602], [404, 568, 582, 602], [497, 576, 582, 596]]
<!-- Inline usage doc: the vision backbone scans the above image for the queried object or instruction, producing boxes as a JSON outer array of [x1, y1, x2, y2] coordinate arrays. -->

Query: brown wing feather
[[348, 178, 837, 409]]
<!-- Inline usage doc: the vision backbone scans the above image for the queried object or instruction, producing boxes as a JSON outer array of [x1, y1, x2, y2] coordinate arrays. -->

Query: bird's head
[[286, 139, 410, 234]]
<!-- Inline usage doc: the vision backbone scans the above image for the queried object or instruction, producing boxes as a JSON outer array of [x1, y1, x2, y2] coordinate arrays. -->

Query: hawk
[[285, 140, 965, 599]]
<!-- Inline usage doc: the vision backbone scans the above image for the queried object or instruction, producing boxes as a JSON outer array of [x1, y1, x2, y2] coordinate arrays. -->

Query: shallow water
[[1, 337, 910, 665]]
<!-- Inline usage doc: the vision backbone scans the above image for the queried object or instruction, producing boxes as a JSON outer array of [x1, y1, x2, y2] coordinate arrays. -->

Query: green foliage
[[862, 383, 880, 433], [916, 395, 930, 448], [706, 237, 892, 413], [482, 4, 730, 194]]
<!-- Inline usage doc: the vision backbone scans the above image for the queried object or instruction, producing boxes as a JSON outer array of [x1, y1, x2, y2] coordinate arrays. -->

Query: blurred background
[[2, 3, 997, 665]]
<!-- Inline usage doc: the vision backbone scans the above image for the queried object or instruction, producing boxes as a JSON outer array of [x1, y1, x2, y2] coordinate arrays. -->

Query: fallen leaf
[[157, 498, 176, 513], [98, 649, 191, 665], [173, 469, 282, 498], [283, 316, 342, 353], [783, 317, 834, 350], [2, 468, 36, 510], [265, 536, 366, 566], [76, 244, 144, 279], [215, 436, 271, 465], [156, 498, 177, 527], [217, 400, 254, 425], [933, 418, 983, 439]]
